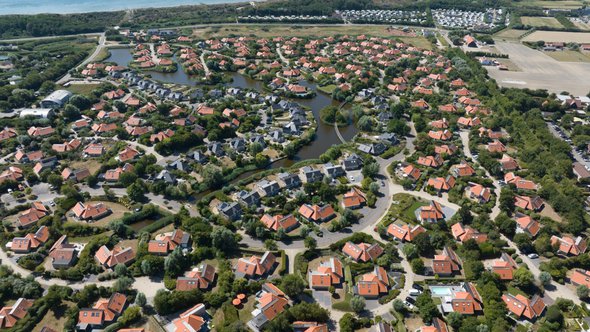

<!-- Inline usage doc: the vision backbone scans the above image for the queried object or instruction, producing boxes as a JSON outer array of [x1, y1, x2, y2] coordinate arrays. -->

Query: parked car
[[405, 296, 416, 304], [404, 301, 415, 310], [527, 253, 539, 259], [409, 289, 421, 296], [412, 283, 424, 291]]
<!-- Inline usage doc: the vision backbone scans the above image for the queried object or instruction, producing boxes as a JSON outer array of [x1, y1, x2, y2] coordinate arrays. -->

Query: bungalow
[[356, 266, 389, 298], [451, 222, 488, 244], [256, 180, 281, 197], [148, 229, 191, 255], [486, 140, 506, 153], [342, 154, 363, 171], [457, 116, 481, 128], [342, 187, 366, 209], [505, 173, 538, 191], [491, 252, 518, 280], [234, 251, 276, 279], [260, 214, 299, 232], [300, 166, 324, 183], [571, 269, 590, 288], [418, 155, 443, 168], [342, 242, 383, 263], [387, 223, 426, 242], [402, 164, 421, 181], [171, 303, 208, 332], [515, 214, 541, 237], [94, 245, 135, 269], [217, 202, 242, 221], [277, 172, 301, 189], [0, 298, 34, 329], [118, 146, 140, 162], [551, 235, 587, 256], [27, 126, 55, 137], [52, 138, 81, 152], [104, 163, 134, 182], [309, 257, 344, 289], [467, 183, 491, 203], [514, 195, 544, 211], [436, 144, 458, 156], [450, 160, 475, 177], [503, 294, 546, 321], [299, 204, 336, 223], [293, 322, 328, 332], [0, 127, 17, 142], [428, 130, 453, 141], [418, 318, 448, 332], [500, 154, 519, 171], [17, 202, 49, 228], [323, 162, 345, 179], [61, 168, 90, 183], [432, 247, 462, 276], [249, 283, 290, 332], [72, 202, 111, 221], [427, 175, 456, 192], [150, 129, 174, 143], [430, 118, 449, 129], [418, 201, 446, 223], [449, 283, 482, 315], [176, 263, 216, 291], [0, 166, 23, 183], [49, 235, 78, 269], [9, 225, 50, 253], [77, 293, 127, 331], [92, 123, 118, 134]]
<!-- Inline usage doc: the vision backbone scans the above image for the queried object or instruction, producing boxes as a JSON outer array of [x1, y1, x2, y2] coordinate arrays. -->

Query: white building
[[40, 90, 72, 109]]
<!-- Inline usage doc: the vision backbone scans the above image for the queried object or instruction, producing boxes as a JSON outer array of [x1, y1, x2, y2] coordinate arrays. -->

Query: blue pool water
[[429, 286, 454, 297]]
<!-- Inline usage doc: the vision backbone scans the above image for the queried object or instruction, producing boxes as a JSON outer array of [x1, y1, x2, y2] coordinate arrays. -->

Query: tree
[[415, 292, 439, 323], [135, 292, 146, 307], [165, 247, 188, 277], [413, 233, 434, 257], [577, 285, 589, 299], [340, 313, 357, 332], [402, 243, 418, 260], [127, 180, 145, 202], [458, 205, 473, 224], [211, 226, 238, 252], [512, 267, 534, 289], [249, 142, 263, 155], [411, 258, 425, 274], [280, 274, 306, 298], [63, 104, 81, 121], [539, 271, 552, 286], [446, 311, 463, 330], [264, 239, 278, 250], [392, 299, 405, 312], [350, 295, 366, 313], [357, 115, 374, 131], [119, 172, 138, 187], [545, 304, 564, 327], [118, 306, 141, 326], [369, 182, 380, 194], [202, 165, 224, 189], [304, 236, 317, 251], [112, 276, 134, 292], [499, 187, 515, 214], [361, 162, 379, 178], [495, 213, 516, 237], [114, 263, 128, 277]]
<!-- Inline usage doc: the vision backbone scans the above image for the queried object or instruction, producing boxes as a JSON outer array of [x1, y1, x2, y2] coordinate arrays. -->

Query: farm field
[[572, 20, 590, 30], [513, 0, 584, 8], [487, 41, 590, 95], [494, 28, 527, 41], [522, 31, 590, 43], [520, 16, 564, 28], [543, 50, 590, 62]]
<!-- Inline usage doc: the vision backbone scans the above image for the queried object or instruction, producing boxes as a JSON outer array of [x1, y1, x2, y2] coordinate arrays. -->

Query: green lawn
[[63, 83, 102, 96], [332, 292, 354, 312], [404, 201, 428, 222], [317, 84, 337, 94]]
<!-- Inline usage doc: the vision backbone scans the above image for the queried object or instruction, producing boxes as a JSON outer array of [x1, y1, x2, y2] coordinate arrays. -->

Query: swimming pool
[[429, 286, 454, 297]]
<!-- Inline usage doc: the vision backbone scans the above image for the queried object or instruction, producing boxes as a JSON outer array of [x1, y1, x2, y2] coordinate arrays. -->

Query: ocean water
[[0, 0, 250, 15]]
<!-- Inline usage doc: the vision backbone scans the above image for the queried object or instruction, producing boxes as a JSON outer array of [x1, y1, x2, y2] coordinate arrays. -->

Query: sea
[[0, 0, 252, 15]]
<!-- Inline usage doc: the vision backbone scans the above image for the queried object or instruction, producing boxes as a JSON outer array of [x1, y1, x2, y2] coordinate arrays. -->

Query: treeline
[[243, 0, 373, 16], [0, 12, 124, 39]]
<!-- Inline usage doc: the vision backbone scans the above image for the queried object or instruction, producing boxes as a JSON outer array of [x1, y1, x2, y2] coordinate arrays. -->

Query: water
[[107, 48, 358, 196], [0, 0, 254, 15]]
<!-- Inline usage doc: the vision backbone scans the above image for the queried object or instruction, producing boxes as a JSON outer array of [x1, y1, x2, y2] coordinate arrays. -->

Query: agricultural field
[[513, 0, 584, 9], [522, 31, 590, 43], [494, 28, 527, 41], [572, 20, 590, 31], [520, 16, 564, 28], [543, 50, 590, 62]]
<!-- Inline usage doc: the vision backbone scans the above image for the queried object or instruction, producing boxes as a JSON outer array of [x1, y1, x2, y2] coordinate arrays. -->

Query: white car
[[403, 301, 415, 310], [527, 253, 539, 259], [409, 289, 421, 296]]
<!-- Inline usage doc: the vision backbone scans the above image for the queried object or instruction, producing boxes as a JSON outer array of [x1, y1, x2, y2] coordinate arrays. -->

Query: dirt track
[[486, 41, 590, 96]]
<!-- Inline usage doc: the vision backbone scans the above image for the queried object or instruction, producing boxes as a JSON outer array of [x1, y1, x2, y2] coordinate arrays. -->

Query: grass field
[[513, 0, 584, 9], [67, 201, 130, 228], [523, 31, 590, 43], [544, 50, 590, 62], [521, 16, 564, 28], [70, 159, 102, 175], [63, 83, 102, 96], [32, 301, 74, 332], [573, 21, 590, 31], [494, 28, 527, 40], [192, 25, 433, 49]]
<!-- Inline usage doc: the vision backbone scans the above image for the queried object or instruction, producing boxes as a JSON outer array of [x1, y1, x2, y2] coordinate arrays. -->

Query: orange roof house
[[387, 223, 426, 242], [293, 322, 328, 332], [450, 160, 475, 177], [0, 298, 34, 329], [176, 263, 216, 291], [492, 252, 518, 280], [309, 257, 344, 289], [428, 130, 453, 141], [17, 202, 49, 228], [427, 175, 456, 192], [419, 318, 448, 332], [451, 222, 487, 244], [457, 116, 481, 128], [551, 235, 587, 256], [77, 293, 127, 330], [435, 145, 457, 157], [0, 127, 17, 142], [148, 229, 191, 255], [514, 195, 544, 211], [449, 283, 483, 315], [234, 251, 276, 279], [118, 146, 139, 162], [342, 187, 366, 209], [402, 164, 421, 181], [298, 204, 335, 222], [419, 201, 445, 223], [503, 294, 545, 321], [418, 155, 443, 168], [432, 247, 462, 276], [500, 154, 519, 171], [171, 303, 207, 332], [150, 129, 175, 143], [104, 163, 134, 182], [515, 214, 541, 237], [94, 245, 135, 269], [260, 214, 299, 232], [467, 183, 491, 203], [430, 118, 449, 129], [505, 173, 538, 191], [72, 202, 111, 220], [10, 225, 50, 253], [52, 138, 81, 152], [356, 266, 390, 298], [342, 242, 383, 262], [571, 269, 590, 288], [487, 140, 507, 153], [0, 166, 23, 183], [249, 283, 290, 331], [27, 126, 55, 137]]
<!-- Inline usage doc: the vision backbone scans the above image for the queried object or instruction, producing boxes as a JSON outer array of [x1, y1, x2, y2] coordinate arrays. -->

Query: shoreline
[[0, 0, 263, 16]]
